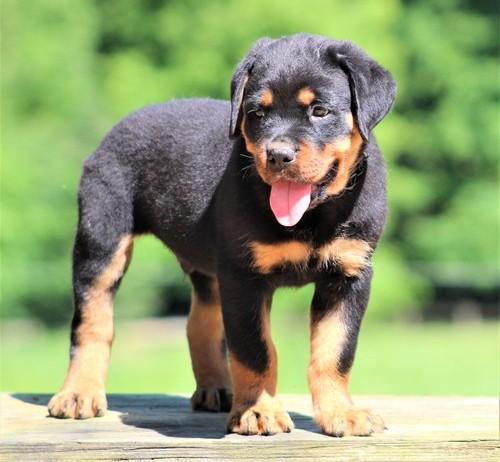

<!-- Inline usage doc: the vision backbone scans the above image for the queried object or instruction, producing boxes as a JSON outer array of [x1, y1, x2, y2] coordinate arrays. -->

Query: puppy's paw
[[191, 387, 233, 412], [315, 406, 385, 437], [227, 397, 294, 435], [48, 388, 107, 419]]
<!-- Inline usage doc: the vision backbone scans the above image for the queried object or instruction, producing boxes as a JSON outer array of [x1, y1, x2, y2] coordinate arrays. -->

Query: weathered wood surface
[[0, 393, 498, 461]]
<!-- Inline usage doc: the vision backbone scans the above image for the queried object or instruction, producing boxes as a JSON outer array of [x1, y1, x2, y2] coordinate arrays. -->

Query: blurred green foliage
[[2, 318, 498, 395], [1, 0, 498, 324]]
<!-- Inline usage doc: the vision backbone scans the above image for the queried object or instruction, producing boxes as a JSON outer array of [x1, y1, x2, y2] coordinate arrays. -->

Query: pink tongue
[[270, 180, 312, 227]]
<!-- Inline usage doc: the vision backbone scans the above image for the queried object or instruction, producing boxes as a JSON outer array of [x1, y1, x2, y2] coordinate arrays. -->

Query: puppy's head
[[230, 35, 396, 227]]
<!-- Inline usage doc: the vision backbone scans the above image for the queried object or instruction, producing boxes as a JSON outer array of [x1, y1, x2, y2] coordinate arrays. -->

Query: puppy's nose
[[266, 145, 297, 170]]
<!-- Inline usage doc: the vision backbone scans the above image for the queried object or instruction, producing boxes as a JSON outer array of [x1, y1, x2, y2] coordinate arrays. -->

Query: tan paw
[[227, 398, 294, 435], [191, 387, 233, 412], [315, 406, 385, 437], [48, 388, 107, 419]]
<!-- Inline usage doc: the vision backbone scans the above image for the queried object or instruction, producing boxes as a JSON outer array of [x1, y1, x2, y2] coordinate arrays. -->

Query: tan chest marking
[[317, 238, 372, 277], [250, 238, 371, 277], [250, 241, 311, 274]]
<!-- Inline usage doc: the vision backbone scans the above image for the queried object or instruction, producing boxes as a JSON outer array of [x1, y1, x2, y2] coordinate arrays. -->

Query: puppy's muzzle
[[266, 141, 297, 171]]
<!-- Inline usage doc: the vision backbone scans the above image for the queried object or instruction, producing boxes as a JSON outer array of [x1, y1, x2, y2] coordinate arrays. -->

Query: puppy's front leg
[[309, 269, 385, 437], [218, 269, 294, 435]]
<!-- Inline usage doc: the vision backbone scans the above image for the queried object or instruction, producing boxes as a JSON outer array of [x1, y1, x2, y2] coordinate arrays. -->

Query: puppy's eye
[[311, 106, 330, 118], [254, 108, 265, 118]]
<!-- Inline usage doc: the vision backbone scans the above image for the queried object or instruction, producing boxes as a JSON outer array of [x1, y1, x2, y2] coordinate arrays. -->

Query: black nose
[[266, 145, 297, 169]]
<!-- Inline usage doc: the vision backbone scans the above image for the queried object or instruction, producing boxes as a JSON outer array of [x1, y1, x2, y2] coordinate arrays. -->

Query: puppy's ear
[[229, 38, 273, 138], [330, 41, 396, 140]]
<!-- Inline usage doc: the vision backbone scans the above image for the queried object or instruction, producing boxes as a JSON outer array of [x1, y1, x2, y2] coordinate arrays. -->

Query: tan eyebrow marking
[[297, 87, 316, 106], [260, 89, 274, 107]]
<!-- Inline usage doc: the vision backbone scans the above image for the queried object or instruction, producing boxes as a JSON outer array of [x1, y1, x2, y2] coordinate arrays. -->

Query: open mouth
[[269, 162, 338, 227], [270, 180, 312, 227]]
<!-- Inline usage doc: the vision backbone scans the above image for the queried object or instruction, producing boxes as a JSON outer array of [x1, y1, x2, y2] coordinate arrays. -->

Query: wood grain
[[1, 393, 498, 461]]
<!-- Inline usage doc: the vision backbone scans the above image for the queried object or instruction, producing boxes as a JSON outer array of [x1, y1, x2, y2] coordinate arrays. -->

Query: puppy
[[48, 34, 396, 437]]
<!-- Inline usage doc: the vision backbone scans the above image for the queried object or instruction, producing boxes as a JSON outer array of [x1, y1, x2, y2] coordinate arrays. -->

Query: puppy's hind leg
[[48, 160, 134, 419], [187, 271, 232, 412]]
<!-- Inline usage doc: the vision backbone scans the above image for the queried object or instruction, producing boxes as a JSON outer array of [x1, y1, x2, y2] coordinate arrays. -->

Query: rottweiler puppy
[[48, 34, 396, 437]]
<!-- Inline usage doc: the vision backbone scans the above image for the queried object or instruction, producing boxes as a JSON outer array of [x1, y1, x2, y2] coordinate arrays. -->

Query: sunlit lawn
[[1, 315, 497, 396]]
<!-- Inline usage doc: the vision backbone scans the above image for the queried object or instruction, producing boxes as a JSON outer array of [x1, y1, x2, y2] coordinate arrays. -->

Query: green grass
[[1, 316, 497, 396]]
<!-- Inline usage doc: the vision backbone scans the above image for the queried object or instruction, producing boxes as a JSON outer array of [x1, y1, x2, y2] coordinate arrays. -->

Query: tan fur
[[326, 124, 364, 196], [308, 306, 351, 411], [287, 118, 363, 189], [317, 238, 372, 277], [241, 108, 363, 198], [250, 238, 370, 277], [229, 354, 276, 406], [187, 279, 231, 391], [260, 88, 274, 107], [250, 241, 311, 273], [227, 299, 293, 434], [240, 115, 272, 183], [229, 301, 276, 408], [48, 235, 134, 419], [308, 303, 385, 436], [346, 112, 354, 131], [297, 87, 316, 106], [331, 136, 352, 152]]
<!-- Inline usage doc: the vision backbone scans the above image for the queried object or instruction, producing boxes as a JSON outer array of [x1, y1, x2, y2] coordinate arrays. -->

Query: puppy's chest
[[248, 237, 372, 280]]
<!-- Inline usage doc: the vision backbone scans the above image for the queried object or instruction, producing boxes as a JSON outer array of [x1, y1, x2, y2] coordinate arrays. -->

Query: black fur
[[189, 271, 216, 305], [70, 33, 395, 410]]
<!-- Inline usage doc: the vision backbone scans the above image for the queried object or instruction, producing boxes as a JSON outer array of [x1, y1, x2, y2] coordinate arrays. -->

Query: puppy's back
[[81, 98, 233, 272]]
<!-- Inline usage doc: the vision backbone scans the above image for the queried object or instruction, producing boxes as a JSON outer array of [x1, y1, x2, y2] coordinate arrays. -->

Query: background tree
[[1, 0, 497, 325]]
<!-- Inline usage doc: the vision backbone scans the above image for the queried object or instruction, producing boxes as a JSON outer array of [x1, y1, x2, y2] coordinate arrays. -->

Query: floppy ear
[[229, 38, 273, 138], [331, 41, 396, 140], [229, 59, 253, 138]]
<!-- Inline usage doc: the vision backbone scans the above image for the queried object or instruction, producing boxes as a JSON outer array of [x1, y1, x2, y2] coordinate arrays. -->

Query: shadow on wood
[[2, 393, 498, 461], [10, 393, 317, 439]]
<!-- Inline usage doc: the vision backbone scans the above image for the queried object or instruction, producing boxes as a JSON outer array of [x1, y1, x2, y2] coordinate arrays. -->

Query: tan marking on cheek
[[332, 136, 351, 152], [240, 115, 271, 183], [308, 305, 352, 413], [260, 88, 274, 107], [292, 142, 327, 183], [187, 280, 231, 390], [346, 112, 354, 131], [326, 125, 364, 196], [292, 122, 363, 187], [297, 87, 316, 106], [317, 238, 371, 277], [296, 142, 316, 169], [250, 241, 311, 273]]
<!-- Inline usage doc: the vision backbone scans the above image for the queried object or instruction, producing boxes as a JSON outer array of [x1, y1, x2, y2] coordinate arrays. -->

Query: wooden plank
[[0, 393, 498, 461]]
